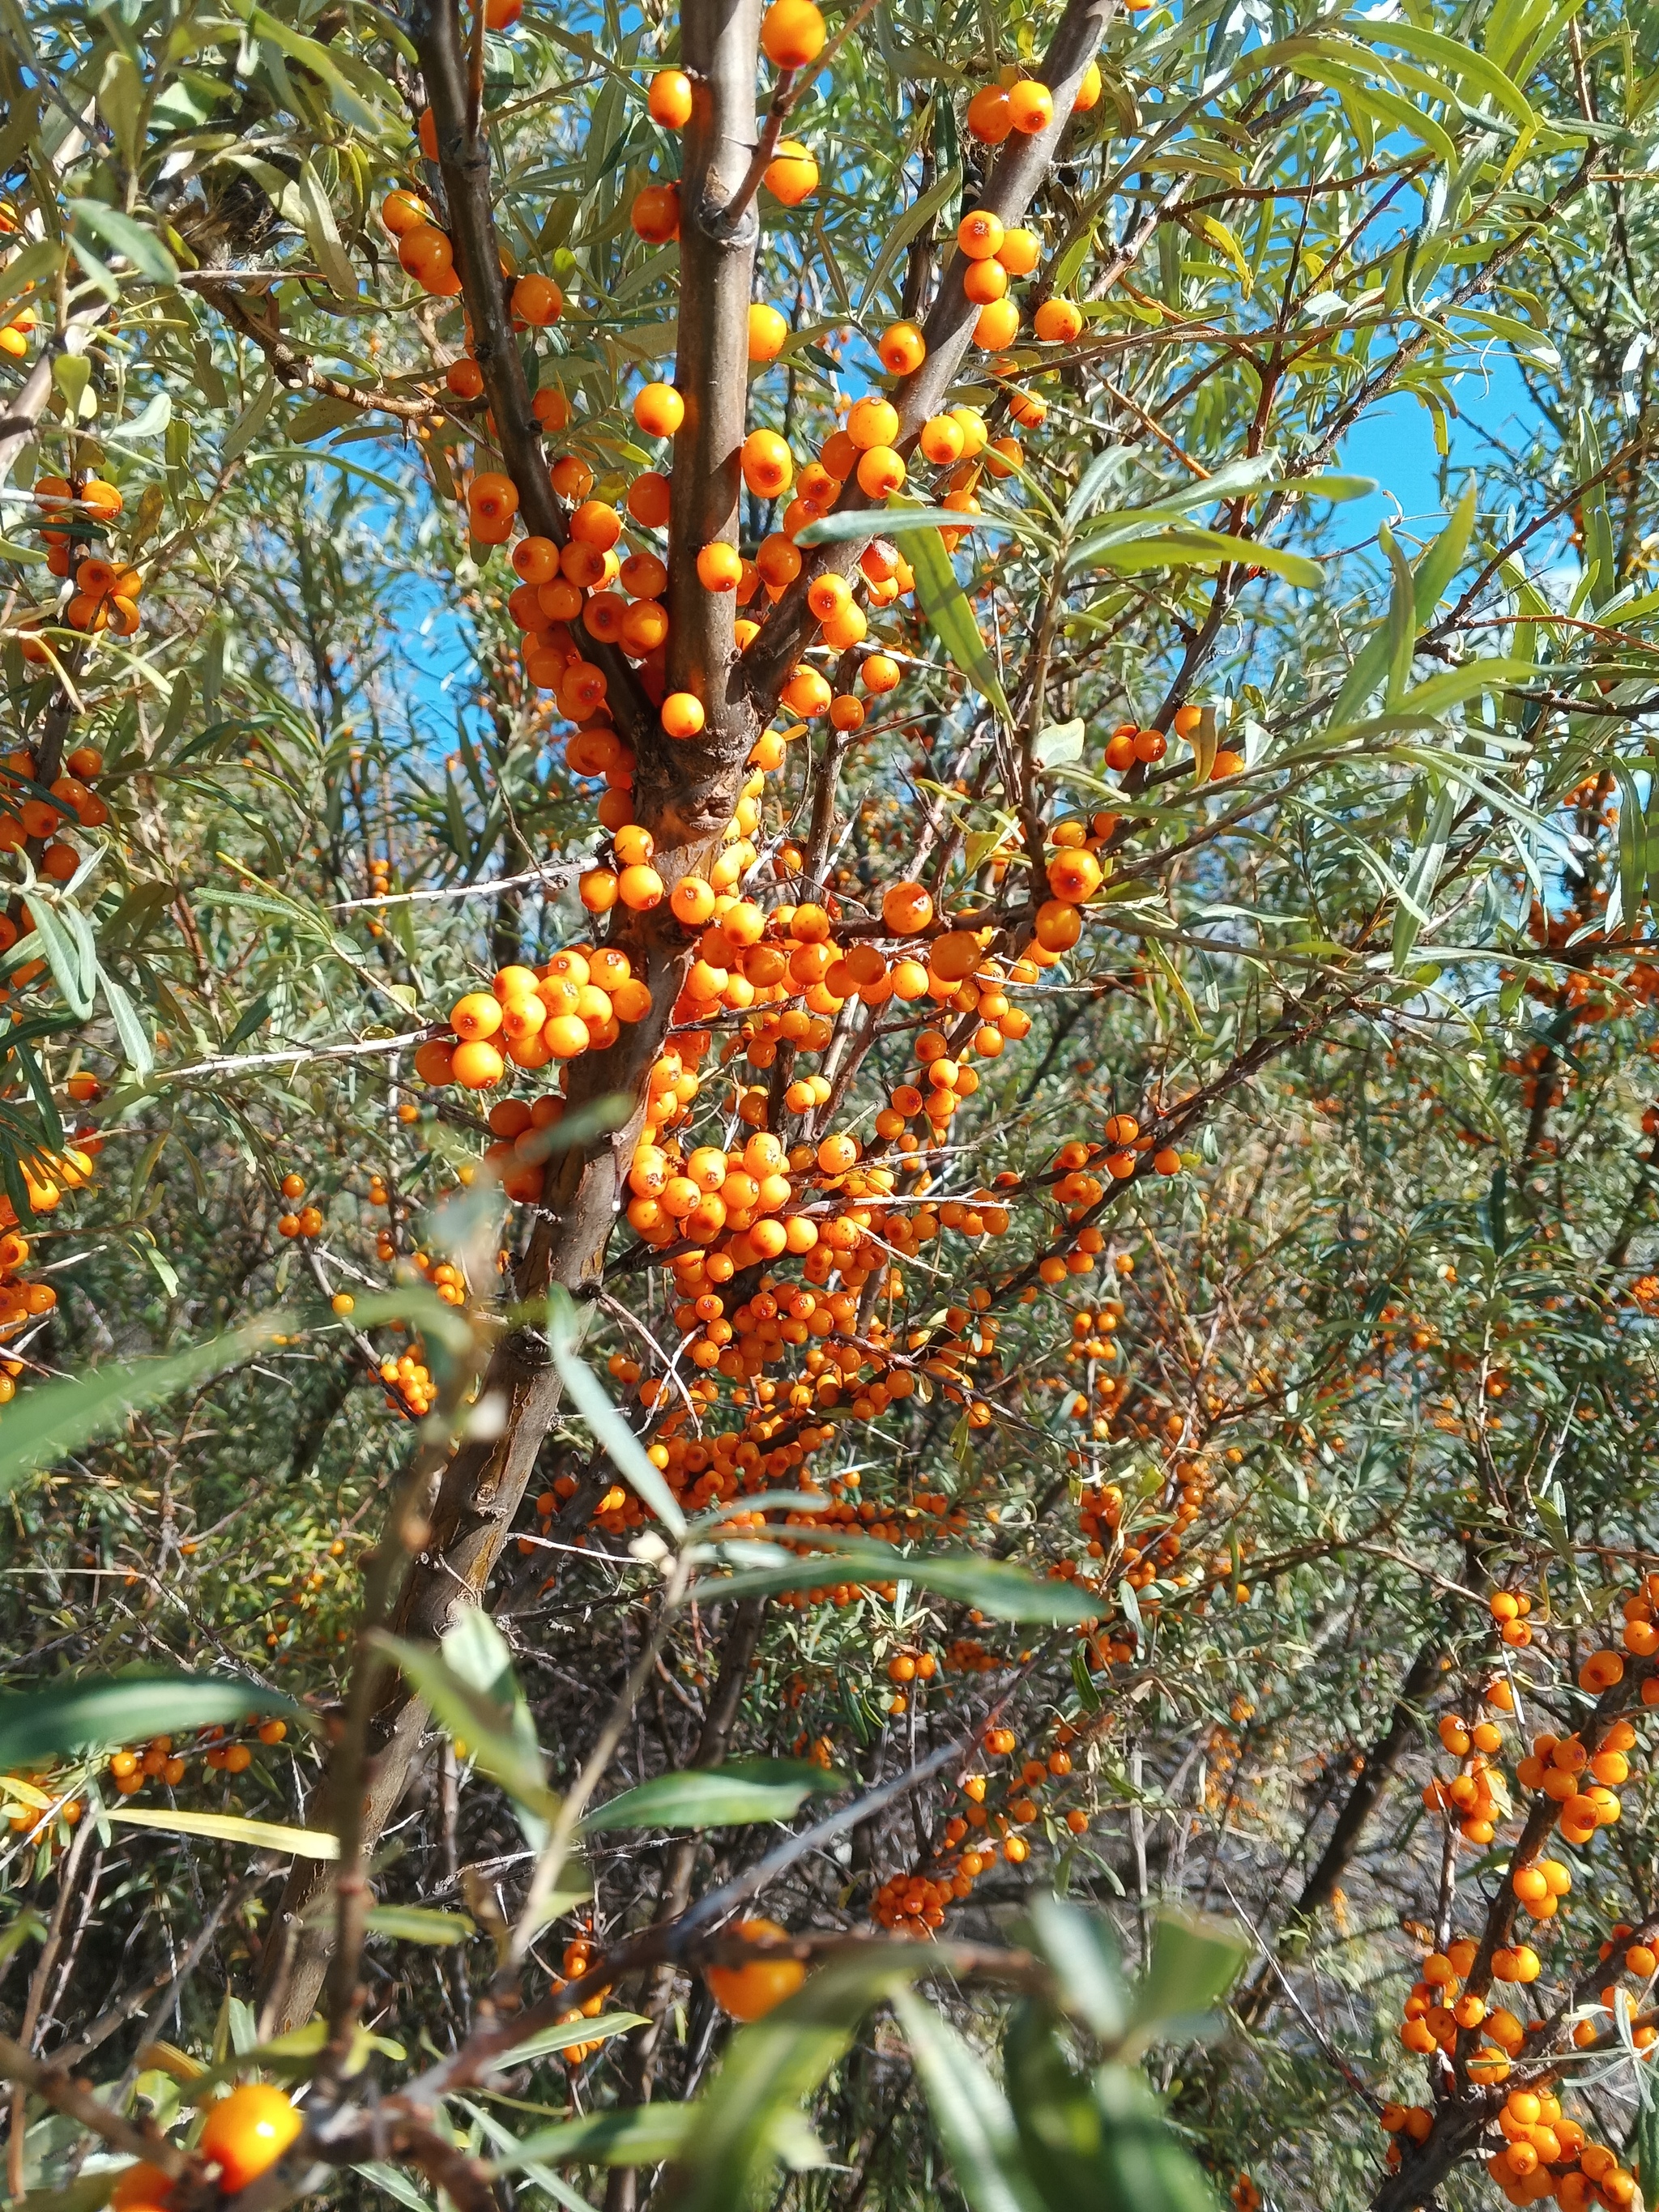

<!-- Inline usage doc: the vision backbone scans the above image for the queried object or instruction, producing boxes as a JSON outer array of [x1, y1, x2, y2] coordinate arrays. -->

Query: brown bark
[[261, 0, 761, 2031]]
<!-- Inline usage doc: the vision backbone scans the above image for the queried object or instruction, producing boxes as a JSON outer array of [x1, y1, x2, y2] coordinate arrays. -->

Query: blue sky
[[1340, 343, 1542, 539]]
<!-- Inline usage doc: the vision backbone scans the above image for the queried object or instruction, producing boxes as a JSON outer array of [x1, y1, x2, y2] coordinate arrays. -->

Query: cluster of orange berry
[[377, 1340, 437, 1415], [101, 1718, 289, 1803], [872, 1727, 1086, 1935], [1384, 2081, 1641, 2210], [418, 948, 654, 1102], [0, 739, 109, 883], [26, 474, 141, 641], [548, 1932, 615, 2062], [381, 117, 564, 321]]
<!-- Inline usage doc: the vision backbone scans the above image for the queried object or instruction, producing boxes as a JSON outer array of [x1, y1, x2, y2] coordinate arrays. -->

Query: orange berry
[[878, 321, 927, 375], [1034, 298, 1083, 344], [697, 542, 744, 592], [705, 1917, 807, 2019], [648, 69, 693, 127], [1008, 79, 1053, 133], [748, 304, 790, 361], [633, 381, 684, 438], [761, 0, 825, 69], [662, 692, 706, 739], [957, 209, 1005, 259], [199, 2087, 302, 2193], [742, 428, 794, 497], [764, 138, 818, 203]]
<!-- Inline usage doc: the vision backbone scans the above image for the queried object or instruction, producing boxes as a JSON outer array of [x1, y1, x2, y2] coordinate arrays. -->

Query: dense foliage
[[4, 0, 1659, 2207]]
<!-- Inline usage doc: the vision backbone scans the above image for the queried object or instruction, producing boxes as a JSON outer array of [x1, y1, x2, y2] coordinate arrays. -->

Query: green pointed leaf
[[667, 1952, 924, 2212], [549, 1286, 686, 1536], [908, 529, 1012, 722], [582, 1758, 847, 1831], [67, 200, 178, 285], [373, 1615, 559, 1843], [0, 1671, 301, 1768], [491, 2104, 701, 2174], [688, 1534, 1103, 1622], [894, 1988, 1043, 2212], [1128, 1912, 1247, 2037], [1026, 1895, 1130, 2042], [0, 1309, 296, 1499]]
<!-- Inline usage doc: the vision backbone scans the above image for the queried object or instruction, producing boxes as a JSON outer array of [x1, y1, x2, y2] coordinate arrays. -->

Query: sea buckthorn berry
[[199, 2085, 304, 2192], [920, 415, 966, 465], [649, 69, 693, 127], [808, 573, 852, 621], [964, 258, 1009, 305], [996, 227, 1041, 276], [957, 209, 1005, 260], [974, 298, 1020, 350], [1074, 59, 1102, 109], [966, 86, 1012, 143], [878, 321, 927, 374], [761, 0, 826, 69], [633, 381, 684, 438], [743, 429, 794, 497], [1008, 79, 1053, 132], [697, 543, 744, 592], [847, 396, 901, 451], [857, 446, 906, 497], [748, 303, 790, 361], [511, 274, 563, 326], [706, 1918, 806, 2019], [662, 693, 706, 739], [632, 182, 681, 242], [765, 138, 818, 203], [1034, 298, 1083, 343]]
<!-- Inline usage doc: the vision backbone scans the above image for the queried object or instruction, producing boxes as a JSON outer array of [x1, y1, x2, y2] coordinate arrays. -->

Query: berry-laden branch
[[740, 0, 1115, 705], [653, 0, 764, 822], [266, 0, 776, 2031], [406, 0, 652, 748]]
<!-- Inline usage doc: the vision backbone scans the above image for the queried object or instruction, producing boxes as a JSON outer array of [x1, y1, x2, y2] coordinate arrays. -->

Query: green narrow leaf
[[1612, 761, 1647, 936], [16, 900, 93, 1019], [1392, 782, 1456, 972], [491, 2104, 700, 2174], [582, 1758, 847, 1832], [0, 1309, 295, 1498], [1079, 525, 1321, 590], [548, 1286, 687, 1536], [99, 970, 155, 1078], [668, 1954, 922, 2212], [10, 1040, 62, 1151], [374, 1620, 558, 1844], [856, 164, 962, 311], [893, 1988, 1043, 2212], [1330, 476, 1478, 726], [1026, 1895, 1129, 2041], [66, 200, 178, 284], [1128, 1911, 1248, 2035], [486, 2011, 648, 2069], [795, 505, 1031, 550], [0, 1671, 301, 1768], [1381, 522, 1416, 708], [907, 529, 1012, 722], [356, 1906, 480, 1945], [689, 1534, 1103, 1622]]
